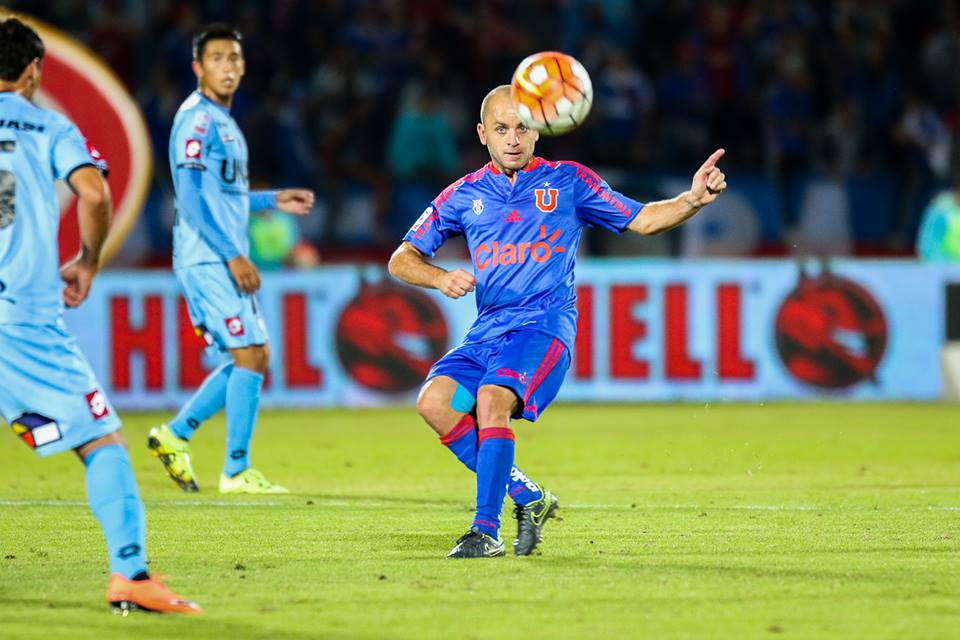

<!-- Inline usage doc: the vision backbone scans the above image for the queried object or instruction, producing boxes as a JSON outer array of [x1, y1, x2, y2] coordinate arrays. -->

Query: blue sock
[[84, 444, 147, 579], [224, 367, 263, 477], [441, 416, 542, 506], [473, 427, 515, 538], [169, 361, 234, 440], [506, 466, 543, 506]]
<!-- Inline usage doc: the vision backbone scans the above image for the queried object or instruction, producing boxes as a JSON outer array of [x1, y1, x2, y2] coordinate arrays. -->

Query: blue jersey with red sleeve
[[403, 157, 644, 350]]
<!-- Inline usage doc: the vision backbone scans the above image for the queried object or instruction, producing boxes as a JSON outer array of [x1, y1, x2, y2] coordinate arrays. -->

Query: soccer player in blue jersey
[[389, 86, 727, 558], [0, 18, 200, 612], [147, 24, 314, 494]]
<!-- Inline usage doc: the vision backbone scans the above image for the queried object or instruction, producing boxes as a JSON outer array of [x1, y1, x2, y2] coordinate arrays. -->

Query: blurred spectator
[[762, 36, 814, 228], [387, 81, 459, 183], [917, 175, 960, 261], [589, 48, 654, 165], [894, 91, 950, 243]]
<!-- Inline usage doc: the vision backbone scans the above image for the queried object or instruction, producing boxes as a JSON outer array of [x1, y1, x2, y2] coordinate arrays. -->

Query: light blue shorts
[[0, 321, 121, 457], [176, 262, 269, 352]]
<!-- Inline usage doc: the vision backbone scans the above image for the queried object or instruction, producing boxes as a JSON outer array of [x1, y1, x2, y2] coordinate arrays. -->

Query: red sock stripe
[[523, 339, 564, 404], [439, 415, 477, 446], [478, 427, 515, 443]]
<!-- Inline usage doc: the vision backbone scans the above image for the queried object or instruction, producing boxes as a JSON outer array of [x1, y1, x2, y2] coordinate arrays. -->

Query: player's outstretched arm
[[60, 166, 112, 307], [628, 148, 727, 236], [388, 242, 476, 299]]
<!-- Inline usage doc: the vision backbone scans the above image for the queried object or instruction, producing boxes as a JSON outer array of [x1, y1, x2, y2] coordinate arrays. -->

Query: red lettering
[[531, 242, 551, 262], [610, 285, 649, 379], [574, 286, 594, 379], [664, 284, 702, 380], [177, 297, 209, 388], [111, 295, 164, 391], [717, 284, 755, 380], [518, 242, 531, 262], [475, 243, 491, 270], [283, 294, 323, 388]]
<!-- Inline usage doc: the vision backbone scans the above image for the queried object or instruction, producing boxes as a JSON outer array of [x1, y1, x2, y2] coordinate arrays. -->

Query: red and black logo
[[335, 283, 449, 392], [775, 267, 887, 389]]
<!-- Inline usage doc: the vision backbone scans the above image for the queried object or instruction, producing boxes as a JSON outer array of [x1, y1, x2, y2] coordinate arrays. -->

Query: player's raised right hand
[[435, 269, 476, 299], [228, 255, 261, 293]]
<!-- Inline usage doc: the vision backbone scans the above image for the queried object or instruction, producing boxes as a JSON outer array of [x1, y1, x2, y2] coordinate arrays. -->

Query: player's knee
[[232, 345, 269, 373], [475, 385, 517, 425], [416, 385, 447, 426], [75, 430, 127, 462]]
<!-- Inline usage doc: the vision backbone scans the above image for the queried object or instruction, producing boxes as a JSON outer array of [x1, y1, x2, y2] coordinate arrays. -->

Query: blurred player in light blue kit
[[148, 24, 314, 494], [0, 17, 199, 613]]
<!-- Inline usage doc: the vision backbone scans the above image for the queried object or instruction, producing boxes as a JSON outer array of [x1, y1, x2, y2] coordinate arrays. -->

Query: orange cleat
[[106, 573, 202, 615]]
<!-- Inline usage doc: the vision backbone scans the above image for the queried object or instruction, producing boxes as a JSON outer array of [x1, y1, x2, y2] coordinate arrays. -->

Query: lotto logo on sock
[[85, 390, 110, 420], [225, 316, 245, 337]]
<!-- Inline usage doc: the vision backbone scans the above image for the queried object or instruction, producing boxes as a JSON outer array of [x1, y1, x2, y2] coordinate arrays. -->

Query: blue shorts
[[0, 321, 121, 457], [427, 329, 571, 422], [176, 262, 268, 352]]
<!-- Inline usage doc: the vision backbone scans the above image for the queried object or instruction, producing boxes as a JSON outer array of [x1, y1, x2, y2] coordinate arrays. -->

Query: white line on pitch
[[0, 499, 283, 507], [2, 499, 959, 511]]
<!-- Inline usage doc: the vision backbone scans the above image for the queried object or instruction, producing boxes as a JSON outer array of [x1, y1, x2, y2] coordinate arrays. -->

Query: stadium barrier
[[65, 260, 960, 409]]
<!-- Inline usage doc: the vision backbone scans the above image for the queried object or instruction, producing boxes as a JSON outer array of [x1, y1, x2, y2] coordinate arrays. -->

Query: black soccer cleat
[[446, 526, 505, 559], [513, 486, 560, 556]]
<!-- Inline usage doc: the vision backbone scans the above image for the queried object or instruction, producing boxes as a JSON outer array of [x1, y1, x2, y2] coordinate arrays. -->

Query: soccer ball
[[511, 51, 593, 135]]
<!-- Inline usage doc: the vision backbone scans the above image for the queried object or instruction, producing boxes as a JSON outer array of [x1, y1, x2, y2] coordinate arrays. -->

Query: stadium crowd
[[11, 0, 960, 261]]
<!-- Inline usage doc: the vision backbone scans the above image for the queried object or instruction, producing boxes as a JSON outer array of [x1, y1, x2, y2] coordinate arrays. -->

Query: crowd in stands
[[13, 0, 960, 262]]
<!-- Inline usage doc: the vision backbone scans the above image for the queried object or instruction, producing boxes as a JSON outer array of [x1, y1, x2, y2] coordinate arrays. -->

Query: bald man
[[389, 85, 727, 558]]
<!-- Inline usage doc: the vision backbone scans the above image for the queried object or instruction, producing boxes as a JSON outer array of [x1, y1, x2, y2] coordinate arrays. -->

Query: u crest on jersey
[[535, 188, 559, 213]]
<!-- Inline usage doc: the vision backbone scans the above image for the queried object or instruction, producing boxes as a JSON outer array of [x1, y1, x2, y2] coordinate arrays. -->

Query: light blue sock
[[84, 444, 148, 579], [224, 367, 264, 477], [169, 361, 234, 440]]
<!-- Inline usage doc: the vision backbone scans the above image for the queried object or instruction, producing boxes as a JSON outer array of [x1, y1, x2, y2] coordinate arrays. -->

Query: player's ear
[[476, 122, 487, 145], [191, 59, 203, 82]]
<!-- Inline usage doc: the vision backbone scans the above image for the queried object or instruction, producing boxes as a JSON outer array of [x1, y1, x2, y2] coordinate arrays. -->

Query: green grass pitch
[[1, 403, 958, 639]]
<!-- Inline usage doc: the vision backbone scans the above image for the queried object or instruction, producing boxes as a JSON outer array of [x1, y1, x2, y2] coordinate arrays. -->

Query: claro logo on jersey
[[475, 225, 566, 270]]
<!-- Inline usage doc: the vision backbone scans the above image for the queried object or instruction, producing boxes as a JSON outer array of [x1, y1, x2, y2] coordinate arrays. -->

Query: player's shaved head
[[480, 85, 513, 125], [477, 84, 538, 178]]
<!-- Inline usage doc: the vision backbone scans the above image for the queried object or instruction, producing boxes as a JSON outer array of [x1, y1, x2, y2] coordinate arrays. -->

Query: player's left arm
[[628, 148, 727, 235], [50, 120, 112, 307], [249, 189, 315, 215], [61, 166, 112, 307]]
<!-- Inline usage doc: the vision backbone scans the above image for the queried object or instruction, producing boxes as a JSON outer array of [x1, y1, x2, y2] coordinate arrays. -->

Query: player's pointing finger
[[698, 148, 726, 172]]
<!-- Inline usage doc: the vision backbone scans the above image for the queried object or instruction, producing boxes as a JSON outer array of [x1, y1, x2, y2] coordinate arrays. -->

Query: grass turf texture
[[0, 404, 958, 639]]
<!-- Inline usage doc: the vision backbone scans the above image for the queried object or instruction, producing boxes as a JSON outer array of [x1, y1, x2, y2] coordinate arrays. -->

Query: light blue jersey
[[0, 91, 119, 456], [169, 91, 275, 350], [0, 91, 95, 324], [169, 91, 276, 267]]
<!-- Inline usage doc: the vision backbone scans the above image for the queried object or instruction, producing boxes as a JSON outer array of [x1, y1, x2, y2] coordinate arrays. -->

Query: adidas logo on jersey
[[505, 210, 523, 223]]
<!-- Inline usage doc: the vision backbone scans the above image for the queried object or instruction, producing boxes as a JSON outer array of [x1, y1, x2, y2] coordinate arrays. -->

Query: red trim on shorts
[[440, 415, 477, 446], [523, 339, 564, 404], [478, 427, 515, 443]]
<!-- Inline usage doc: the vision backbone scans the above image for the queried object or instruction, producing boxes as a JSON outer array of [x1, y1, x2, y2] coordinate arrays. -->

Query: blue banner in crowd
[[64, 260, 960, 409]]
